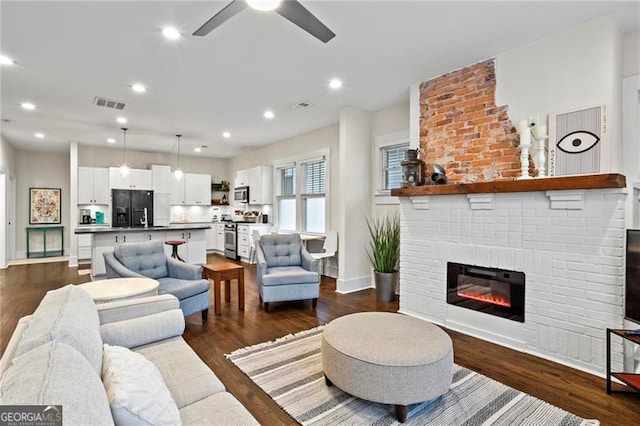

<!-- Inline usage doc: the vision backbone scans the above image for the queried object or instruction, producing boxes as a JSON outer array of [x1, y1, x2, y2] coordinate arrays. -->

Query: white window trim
[[273, 147, 331, 234], [374, 129, 409, 204]]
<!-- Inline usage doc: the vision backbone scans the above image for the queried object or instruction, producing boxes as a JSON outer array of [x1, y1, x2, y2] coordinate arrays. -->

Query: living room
[[1, 1, 640, 424]]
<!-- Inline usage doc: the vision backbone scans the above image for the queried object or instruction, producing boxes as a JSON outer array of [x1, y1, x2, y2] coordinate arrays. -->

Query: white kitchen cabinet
[[92, 232, 145, 276], [235, 169, 249, 188], [152, 165, 171, 193], [109, 167, 152, 190], [77, 234, 93, 261], [185, 174, 211, 205], [164, 229, 207, 264], [170, 173, 211, 206], [154, 194, 170, 227], [78, 167, 109, 205], [237, 224, 271, 263], [206, 227, 216, 251], [248, 166, 273, 205], [215, 224, 225, 252]]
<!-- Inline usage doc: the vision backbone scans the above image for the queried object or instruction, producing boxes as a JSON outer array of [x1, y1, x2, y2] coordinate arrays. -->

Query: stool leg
[[395, 405, 407, 423], [324, 374, 333, 386]]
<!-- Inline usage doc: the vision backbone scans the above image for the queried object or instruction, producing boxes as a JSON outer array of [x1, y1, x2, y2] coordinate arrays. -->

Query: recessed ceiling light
[[263, 110, 275, 119], [107, 138, 116, 144], [131, 83, 146, 93], [35, 132, 44, 139], [116, 117, 127, 124], [0, 55, 15, 65], [194, 147, 202, 153], [222, 131, 231, 138], [329, 78, 342, 89], [21, 102, 35, 110], [162, 27, 181, 40]]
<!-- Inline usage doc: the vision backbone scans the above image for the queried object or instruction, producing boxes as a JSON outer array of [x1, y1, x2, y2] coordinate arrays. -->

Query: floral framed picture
[[30, 188, 61, 224]]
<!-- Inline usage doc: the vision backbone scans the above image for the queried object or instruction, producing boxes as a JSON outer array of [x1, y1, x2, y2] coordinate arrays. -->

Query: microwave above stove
[[234, 186, 249, 203]]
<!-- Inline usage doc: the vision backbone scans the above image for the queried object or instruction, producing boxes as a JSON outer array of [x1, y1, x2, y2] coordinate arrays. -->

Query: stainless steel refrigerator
[[112, 189, 154, 227]]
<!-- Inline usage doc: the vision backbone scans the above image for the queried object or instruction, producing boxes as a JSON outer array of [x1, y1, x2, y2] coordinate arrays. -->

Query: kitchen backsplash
[[170, 204, 272, 223]]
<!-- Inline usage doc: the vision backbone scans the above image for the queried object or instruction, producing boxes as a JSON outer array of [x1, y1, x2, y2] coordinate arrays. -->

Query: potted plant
[[366, 213, 400, 302], [220, 180, 230, 191]]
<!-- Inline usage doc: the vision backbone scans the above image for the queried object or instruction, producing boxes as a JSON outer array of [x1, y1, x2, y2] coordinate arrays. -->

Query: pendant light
[[174, 134, 183, 180], [119, 127, 130, 177]]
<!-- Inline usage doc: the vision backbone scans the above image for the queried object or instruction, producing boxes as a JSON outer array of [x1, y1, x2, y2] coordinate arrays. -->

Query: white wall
[[229, 125, 340, 231], [623, 31, 640, 77], [496, 16, 623, 173], [15, 149, 70, 257], [78, 145, 229, 183]]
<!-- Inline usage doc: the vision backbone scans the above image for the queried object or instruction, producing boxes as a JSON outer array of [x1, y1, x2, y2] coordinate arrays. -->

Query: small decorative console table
[[606, 328, 640, 394], [26, 226, 64, 258]]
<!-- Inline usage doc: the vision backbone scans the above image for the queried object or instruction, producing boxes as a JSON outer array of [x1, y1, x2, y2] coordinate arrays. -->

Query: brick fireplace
[[393, 176, 627, 376]]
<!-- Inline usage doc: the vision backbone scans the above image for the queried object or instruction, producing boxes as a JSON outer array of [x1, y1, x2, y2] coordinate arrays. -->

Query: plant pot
[[374, 271, 398, 302]]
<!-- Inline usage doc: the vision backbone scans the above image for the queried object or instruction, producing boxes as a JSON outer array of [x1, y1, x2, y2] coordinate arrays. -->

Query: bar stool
[[164, 240, 185, 262]]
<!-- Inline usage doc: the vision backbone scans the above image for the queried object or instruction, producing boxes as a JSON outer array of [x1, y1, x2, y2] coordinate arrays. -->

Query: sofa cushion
[[179, 392, 259, 425], [115, 241, 168, 279], [262, 266, 319, 286], [134, 337, 226, 409], [102, 344, 181, 425], [157, 278, 209, 301], [0, 341, 113, 426], [14, 284, 103, 375], [260, 234, 302, 267]]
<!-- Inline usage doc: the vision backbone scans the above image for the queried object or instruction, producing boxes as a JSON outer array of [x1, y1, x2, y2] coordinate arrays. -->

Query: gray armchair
[[103, 240, 210, 320], [256, 233, 320, 312]]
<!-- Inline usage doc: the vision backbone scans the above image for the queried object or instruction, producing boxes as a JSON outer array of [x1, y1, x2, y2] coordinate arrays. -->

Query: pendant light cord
[[121, 127, 128, 163], [176, 134, 182, 169]]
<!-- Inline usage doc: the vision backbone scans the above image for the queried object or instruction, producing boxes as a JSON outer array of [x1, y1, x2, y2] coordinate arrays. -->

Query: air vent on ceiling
[[291, 101, 312, 109], [94, 97, 126, 110], [1, 118, 15, 124]]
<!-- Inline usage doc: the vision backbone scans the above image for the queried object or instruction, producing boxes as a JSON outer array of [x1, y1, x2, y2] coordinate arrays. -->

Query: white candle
[[520, 128, 531, 146], [535, 124, 547, 138], [518, 120, 528, 134]]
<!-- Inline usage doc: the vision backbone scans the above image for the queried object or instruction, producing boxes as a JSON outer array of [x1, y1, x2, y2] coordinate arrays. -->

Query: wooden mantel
[[390, 173, 626, 197]]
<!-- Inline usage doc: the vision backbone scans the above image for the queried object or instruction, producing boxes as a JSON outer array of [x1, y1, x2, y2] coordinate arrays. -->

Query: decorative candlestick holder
[[536, 136, 548, 178], [518, 142, 532, 179]]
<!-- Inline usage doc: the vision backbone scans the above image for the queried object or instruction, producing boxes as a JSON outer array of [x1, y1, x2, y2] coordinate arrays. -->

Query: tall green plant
[[366, 214, 400, 273]]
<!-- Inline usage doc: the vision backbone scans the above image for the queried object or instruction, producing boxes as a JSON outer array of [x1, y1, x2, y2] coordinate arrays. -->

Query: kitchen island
[[75, 224, 210, 277]]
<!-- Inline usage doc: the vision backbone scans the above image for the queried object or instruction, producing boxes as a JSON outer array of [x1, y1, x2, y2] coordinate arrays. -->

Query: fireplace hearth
[[447, 262, 525, 322]]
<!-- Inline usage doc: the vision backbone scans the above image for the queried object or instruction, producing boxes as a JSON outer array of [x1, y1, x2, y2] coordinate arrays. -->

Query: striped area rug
[[227, 326, 597, 425]]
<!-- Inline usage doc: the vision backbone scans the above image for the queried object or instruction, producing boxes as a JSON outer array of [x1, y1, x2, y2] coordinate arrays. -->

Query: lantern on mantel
[[401, 149, 426, 187]]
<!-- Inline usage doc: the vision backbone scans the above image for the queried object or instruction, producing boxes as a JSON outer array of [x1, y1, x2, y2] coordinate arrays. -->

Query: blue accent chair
[[256, 233, 320, 312], [103, 240, 209, 320]]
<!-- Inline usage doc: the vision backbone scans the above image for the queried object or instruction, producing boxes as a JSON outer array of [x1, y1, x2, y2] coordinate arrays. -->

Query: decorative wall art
[[548, 104, 609, 176], [29, 188, 61, 224]]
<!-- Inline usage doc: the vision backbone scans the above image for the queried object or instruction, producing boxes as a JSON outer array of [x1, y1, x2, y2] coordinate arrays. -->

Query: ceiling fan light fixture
[[162, 27, 181, 40], [246, 0, 281, 12]]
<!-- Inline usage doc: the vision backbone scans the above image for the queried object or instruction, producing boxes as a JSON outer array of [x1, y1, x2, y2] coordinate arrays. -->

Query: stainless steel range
[[224, 223, 238, 260]]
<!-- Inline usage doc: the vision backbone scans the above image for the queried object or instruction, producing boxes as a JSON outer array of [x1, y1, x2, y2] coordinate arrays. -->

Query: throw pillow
[[102, 344, 182, 425]]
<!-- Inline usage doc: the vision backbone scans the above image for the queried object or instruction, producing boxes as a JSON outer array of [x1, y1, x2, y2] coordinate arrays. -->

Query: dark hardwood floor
[[1, 254, 638, 424]]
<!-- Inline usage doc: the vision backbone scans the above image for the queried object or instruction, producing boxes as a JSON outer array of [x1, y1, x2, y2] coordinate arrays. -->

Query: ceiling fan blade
[[193, 0, 248, 37], [275, 0, 335, 43]]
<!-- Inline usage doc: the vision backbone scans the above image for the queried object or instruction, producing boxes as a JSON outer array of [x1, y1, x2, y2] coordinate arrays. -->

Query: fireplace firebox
[[447, 262, 525, 322]]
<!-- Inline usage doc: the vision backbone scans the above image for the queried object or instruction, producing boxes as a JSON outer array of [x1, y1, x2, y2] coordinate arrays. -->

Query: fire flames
[[457, 290, 511, 307]]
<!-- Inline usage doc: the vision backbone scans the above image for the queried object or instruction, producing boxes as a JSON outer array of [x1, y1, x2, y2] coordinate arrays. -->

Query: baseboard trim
[[336, 275, 373, 294]]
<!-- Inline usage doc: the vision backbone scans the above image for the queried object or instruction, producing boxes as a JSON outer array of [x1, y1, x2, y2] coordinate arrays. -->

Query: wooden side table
[[202, 262, 245, 315]]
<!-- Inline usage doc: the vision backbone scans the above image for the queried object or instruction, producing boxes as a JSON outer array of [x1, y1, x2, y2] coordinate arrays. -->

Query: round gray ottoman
[[322, 312, 453, 422]]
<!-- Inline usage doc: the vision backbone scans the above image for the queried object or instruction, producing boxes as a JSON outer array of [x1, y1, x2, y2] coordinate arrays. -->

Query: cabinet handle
[[189, 232, 191, 239], [182, 233, 185, 239], [115, 235, 118, 243], [148, 234, 151, 241], [123, 235, 126, 242]]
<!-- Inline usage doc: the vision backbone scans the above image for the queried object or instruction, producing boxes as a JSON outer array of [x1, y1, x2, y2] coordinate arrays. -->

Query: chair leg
[[201, 309, 208, 321], [312, 298, 318, 309], [264, 302, 270, 313]]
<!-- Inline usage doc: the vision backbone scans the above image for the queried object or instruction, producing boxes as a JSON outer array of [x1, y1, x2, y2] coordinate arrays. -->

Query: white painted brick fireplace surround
[[398, 187, 627, 375]]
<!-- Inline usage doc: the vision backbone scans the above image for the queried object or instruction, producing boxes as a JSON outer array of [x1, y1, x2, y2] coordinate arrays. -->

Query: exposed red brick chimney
[[419, 59, 527, 183]]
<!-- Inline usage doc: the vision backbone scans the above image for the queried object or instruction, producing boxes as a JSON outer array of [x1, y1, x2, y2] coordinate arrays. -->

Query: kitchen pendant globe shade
[[120, 164, 130, 177], [246, 0, 281, 11], [174, 169, 183, 181]]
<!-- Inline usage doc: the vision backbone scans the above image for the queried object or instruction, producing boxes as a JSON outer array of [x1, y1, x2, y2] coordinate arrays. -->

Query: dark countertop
[[74, 223, 211, 234]]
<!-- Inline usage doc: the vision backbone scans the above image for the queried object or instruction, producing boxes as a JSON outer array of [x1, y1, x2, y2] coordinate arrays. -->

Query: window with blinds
[[281, 166, 296, 195], [382, 143, 408, 190], [303, 160, 325, 194]]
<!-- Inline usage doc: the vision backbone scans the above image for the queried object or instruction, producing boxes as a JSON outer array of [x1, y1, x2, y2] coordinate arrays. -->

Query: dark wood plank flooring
[[1, 254, 637, 424]]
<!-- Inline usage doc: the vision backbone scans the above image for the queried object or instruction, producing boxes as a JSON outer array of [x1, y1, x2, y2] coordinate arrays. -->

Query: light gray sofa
[[256, 233, 320, 312], [0, 284, 258, 425], [103, 240, 210, 320]]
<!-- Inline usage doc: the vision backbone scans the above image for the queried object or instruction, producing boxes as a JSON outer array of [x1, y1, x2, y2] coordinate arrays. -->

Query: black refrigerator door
[[130, 190, 154, 227], [112, 189, 131, 227]]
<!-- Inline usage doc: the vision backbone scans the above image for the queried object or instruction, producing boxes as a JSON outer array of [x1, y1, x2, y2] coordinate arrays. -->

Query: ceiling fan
[[193, 0, 335, 43]]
